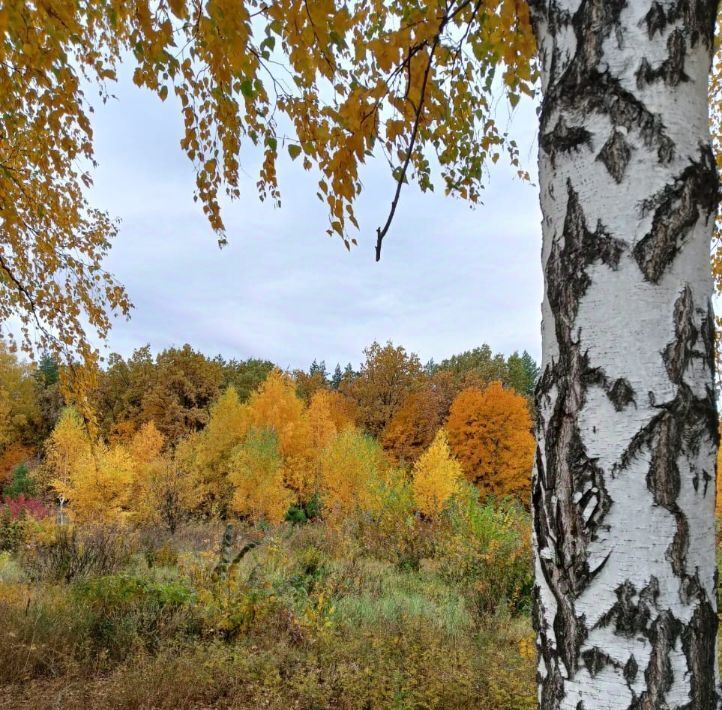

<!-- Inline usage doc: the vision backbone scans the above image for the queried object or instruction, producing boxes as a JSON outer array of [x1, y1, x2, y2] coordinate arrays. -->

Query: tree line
[[0, 340, 538, 528]]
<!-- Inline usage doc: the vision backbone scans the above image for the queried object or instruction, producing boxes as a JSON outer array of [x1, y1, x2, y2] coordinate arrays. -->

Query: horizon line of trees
[[0, 339, 538, 455], [0, 339, 538, 528]]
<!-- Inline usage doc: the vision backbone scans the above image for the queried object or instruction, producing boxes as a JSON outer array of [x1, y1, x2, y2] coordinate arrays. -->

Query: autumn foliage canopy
[[0, 340, 539, 528], [446, 382, 535, 500]]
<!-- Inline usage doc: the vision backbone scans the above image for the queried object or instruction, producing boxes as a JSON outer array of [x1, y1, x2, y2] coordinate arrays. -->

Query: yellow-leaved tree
[[45, 406, 142, 525], [228, 427, 293, 525], [296, 389, 356, 501], [318, 429, 387, 523], [247, 370, 314, 500], [65, 445, 135, 524], [306, 389, 355, 447], [0, 342, 39, 450], [43, 407, 92, 523], [185, 386, 250, 514], [128, 420, 165, 469], [128, 421, 194, 533], [411, 429, 462, 517]]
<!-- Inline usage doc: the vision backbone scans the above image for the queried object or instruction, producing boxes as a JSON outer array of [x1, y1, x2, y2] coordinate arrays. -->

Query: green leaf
[[240, 80, 254, 97], [288, 144, 302, 160]]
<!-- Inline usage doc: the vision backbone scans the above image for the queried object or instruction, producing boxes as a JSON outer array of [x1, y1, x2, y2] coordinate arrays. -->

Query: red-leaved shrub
[[1, 495, 49, 520]]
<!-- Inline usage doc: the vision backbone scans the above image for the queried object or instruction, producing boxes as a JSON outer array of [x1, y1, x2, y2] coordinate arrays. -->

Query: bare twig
[[375, 35, 440, 261]]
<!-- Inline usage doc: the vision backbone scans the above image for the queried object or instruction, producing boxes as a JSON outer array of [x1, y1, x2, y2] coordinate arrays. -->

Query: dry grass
[[0, 502, 536, 708]]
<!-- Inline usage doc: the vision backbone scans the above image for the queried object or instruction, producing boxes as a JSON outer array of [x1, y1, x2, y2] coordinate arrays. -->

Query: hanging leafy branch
[[0, 0, 537, 365]]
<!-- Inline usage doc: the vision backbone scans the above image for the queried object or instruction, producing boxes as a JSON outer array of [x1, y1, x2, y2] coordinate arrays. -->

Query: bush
[[2, 494, 49, 519], [285, 493, 322, 524], [84, 616, 535, 710], [0, 550, 24, 583], [21, 524, 137, 583], [2, 463, 35, 498], [0, 495, 49, 552], [0, 505, 24, 552], [136, 525, 180, 569], [72, 574, 196, 658], [0, 573, 197, 682], [0, 583, 92, 681], [437, 488, 533, 616]]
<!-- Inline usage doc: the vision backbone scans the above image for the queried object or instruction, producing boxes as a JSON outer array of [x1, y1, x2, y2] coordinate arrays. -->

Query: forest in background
[[0, 340, 539, 524], [0, 340, 541, 708]]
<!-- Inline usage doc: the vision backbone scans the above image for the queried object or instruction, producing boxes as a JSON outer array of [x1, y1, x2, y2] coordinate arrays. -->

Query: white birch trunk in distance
[[527, 1, 721, 707]]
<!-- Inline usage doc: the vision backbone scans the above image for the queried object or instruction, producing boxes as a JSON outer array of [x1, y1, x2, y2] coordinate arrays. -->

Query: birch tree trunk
[[528, 1, 721, 707]]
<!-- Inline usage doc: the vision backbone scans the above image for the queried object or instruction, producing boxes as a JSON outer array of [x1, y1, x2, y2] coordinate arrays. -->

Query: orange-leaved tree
[[247, 370, 307, 456], [445, 381, 534, 502], [246, 369, 315, 500], [382, 387, 444, 464], [307, 389, 356, 437], [342, 342, 424, 438]]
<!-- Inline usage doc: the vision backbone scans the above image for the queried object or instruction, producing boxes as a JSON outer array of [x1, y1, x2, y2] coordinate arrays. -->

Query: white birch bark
[[528, 1, 721, 707]]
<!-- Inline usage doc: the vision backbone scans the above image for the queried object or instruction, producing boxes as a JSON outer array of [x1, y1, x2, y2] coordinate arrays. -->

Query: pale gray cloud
[[89, 67, 543, 370]]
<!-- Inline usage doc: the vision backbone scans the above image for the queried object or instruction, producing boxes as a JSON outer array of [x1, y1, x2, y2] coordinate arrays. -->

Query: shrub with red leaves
[[1, 495, 49, 520]]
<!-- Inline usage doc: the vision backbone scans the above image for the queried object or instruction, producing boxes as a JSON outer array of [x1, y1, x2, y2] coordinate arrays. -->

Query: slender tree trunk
[[528, 1, 721, 707]]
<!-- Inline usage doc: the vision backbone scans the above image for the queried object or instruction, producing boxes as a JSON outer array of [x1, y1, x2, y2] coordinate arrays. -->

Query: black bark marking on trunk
[[534, 0, 677, 165], [680, 599, 718, 709], [630, 611, 684, 710], [533, 181, 627, 703], [633, 147, 718, 284], [636, 29, 689, 88], [541, 118, 593, 166], [546, 184, 625, 326], [582, 646, 624, 677], [624, 655, 639, 684], [608, 378, 636, 411], [664, 287, 699, 384], [529, 0, 720, 705], [597, 130, 632, 183], [644, 0, 718, 48], [701, 299, 717, 380], [596, 577, 659, 638], [645, 2, 669, 38], [583, 363, 637, 411]]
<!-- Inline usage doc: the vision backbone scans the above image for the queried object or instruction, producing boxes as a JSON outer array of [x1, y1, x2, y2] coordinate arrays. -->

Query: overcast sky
[[88, 66, 543, 371]]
